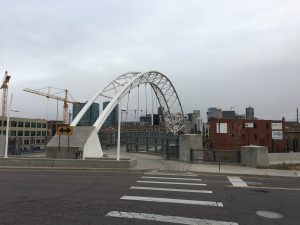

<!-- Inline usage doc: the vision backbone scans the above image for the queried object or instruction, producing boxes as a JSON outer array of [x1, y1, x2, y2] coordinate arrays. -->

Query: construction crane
[[1, 71, 11, 116], [23, 87, 78, 124]]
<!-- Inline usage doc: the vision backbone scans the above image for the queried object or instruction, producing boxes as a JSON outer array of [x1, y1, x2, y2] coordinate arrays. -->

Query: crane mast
[[1, 71, 11, 116]]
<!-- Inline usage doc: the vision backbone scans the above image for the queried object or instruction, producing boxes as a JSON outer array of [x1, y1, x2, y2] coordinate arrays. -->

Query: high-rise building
[[103, 101, 119, 127], [246, 106, 255, 120], [222, 111, 235, 119], [73, 102, 99, 126], [207, 107, 222, 121]]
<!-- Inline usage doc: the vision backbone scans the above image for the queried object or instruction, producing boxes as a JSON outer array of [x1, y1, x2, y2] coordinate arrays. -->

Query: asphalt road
[[0, 169, 299, 225]]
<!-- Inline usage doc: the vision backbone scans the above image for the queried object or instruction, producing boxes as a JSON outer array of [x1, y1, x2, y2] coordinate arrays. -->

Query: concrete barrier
[[179, 134, 202, 162], [0, 157, 137, 169], [241, 146, 269, 168], [268, 152, 300, 165]]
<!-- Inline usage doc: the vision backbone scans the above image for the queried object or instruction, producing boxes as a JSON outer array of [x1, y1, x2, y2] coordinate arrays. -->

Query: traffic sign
[[57, 125, 73, 135]]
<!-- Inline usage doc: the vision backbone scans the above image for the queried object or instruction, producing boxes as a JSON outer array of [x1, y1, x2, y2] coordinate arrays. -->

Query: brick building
[[210, 118, 286, 152]]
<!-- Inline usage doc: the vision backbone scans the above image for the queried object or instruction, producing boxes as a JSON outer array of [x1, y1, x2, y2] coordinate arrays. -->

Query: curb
[[188, 169, 300, 178]]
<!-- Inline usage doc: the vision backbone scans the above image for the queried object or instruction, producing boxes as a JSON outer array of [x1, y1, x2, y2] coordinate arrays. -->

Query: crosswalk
[[106, 172, 239, 225]]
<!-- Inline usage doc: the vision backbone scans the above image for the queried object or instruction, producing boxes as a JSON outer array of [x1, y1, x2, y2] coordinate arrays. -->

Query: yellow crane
[[1, 71, 11, 116], [23, 87, 78, 124]]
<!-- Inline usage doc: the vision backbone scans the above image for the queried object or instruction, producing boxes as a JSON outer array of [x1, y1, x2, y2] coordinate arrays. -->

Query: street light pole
[[4, 94, 13, 158], [117, 101, 121, 161]]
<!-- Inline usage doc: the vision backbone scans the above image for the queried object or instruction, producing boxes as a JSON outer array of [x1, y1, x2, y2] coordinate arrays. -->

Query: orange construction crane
[[1, 71, 11, 116], [23, 87, 78, 124]]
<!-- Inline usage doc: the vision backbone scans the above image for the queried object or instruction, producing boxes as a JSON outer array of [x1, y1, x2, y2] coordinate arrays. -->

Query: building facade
[[73, 102, 100, 126], [0, 116, 48, 154], [246, 107, 255, 120], [207, 107, 222, 121], [103, 101, 119, 127], [210, 118, 286, 152]]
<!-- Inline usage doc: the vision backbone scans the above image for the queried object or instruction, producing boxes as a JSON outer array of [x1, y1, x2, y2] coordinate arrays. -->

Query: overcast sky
[[1, 0, 300, 121]]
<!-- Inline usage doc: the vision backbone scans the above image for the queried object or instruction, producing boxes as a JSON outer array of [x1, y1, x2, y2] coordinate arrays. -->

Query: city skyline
[[1, 0, 300, 121]]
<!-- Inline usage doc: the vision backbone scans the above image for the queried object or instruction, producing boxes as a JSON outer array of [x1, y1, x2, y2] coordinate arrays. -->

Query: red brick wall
[[210, 118, 286, 152]]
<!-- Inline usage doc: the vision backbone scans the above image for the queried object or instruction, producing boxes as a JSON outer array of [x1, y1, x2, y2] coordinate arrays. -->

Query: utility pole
[[297, 108, 299, 124]]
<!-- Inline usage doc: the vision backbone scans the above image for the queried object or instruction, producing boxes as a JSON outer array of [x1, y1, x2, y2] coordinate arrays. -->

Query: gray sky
[[1, 0, 300, 121]]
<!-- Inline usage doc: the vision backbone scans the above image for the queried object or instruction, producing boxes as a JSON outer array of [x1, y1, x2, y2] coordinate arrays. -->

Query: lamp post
[[117, 101, 123, 161], [4, 94, 19, 158]]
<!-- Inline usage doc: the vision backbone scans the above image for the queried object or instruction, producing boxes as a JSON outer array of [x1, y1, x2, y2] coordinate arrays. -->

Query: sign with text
[[272, 130, 283, 140], [57, 125, 73, 135], [245, 123, 254, 128], [271, 123, 282, 130]]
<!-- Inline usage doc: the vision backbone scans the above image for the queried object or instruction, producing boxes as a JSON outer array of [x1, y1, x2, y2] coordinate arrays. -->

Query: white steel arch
[[71, 71, 184, 134]]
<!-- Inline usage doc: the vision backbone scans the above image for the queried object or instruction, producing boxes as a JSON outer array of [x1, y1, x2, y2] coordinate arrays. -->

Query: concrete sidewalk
[[104, 148, 300, 178], [4, 148, 300, 178]]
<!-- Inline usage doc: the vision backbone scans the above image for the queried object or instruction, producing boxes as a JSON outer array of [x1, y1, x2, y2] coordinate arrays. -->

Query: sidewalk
[[5, 148, 300, 178], [105, 148, 300, 178]]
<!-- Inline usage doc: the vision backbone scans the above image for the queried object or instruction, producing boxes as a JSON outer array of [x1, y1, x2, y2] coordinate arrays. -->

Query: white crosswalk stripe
[[228, 176, 248, 187], [137, 180, 207, 186], [130, 186, 213, 194], [141, 176, 202, 181], [145, 172, 198, 177], [121, 196, 224, 207], [106, 211, 239, 225]]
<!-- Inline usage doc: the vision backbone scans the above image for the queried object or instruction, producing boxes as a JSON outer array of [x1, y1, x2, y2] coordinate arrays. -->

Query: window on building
[[18, 131, 23, 136], [254, 134, 257, 140], [3, 121, 7, 126], [10, 130, 16, 136], [2, 130, 6, 135], [18, 122, 24, 127], [31, 122, 36, 128], [42, 131, 46, 136], [37, 123, 41, 128], [31, 131, 36, 136], [24, 140, 30, 145], [254, 123, 257, 128], [41, 139, 45, 144], [36, 139, 41, 144], [0, 121, 2, 126], [37, 131, 41, 136], [242, 134, 246, 139], [0, 131, 1, 134], [266, 123, 269, 129], [42, 123, 47, 128], [10, 121, 17, 127], [266, 134, 270, 140], [25, 131, 30, 136], [25, 122, 30, 128]]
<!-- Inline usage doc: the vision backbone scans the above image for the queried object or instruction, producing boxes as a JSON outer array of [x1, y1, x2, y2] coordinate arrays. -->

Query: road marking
[[137, 181, 207, 186], [227, 185, 300, 191], [121, 196, 223, 207], [106, 211, 238, 225], [145, 172, 198, 177], [130, 186, 213, 194], [141, 176, 202, 181], [228, 176, 248, 187]]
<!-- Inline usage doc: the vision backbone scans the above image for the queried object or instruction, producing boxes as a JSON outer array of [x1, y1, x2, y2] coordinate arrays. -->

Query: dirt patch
[[270, 164, 300, 170]]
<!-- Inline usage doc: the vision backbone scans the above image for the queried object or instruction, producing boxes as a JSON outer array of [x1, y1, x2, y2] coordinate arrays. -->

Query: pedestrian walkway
[[106, 172, 239, 225], [104, 147, 300, 178]]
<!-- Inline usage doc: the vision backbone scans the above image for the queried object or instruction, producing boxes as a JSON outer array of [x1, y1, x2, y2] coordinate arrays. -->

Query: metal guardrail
[[190, 149, 241, 163]]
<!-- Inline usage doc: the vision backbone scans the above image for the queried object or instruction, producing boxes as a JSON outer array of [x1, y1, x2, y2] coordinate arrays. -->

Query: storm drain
[[256, 211, 284, 219]]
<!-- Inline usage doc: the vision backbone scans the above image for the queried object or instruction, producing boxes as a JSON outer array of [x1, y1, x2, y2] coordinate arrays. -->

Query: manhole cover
[[256, 211, 284, 219]]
